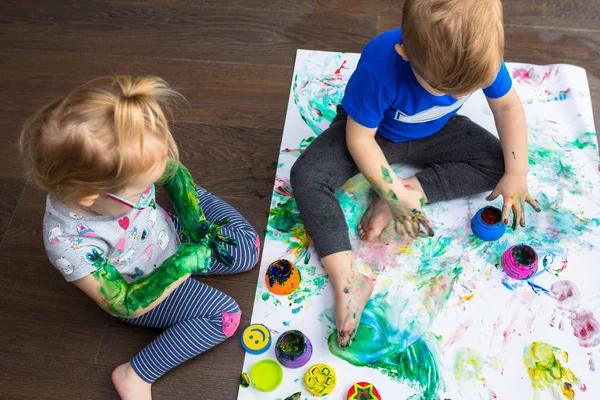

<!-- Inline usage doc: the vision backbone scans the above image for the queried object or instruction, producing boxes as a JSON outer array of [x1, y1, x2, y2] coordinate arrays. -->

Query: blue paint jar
[[471, 206, 506, 241]]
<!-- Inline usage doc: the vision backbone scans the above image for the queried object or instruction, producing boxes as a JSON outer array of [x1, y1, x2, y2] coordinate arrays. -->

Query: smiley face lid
[[241, 323, 272, 355]]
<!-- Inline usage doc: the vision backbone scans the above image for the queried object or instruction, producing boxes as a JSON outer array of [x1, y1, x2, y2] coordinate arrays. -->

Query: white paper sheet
[[238, 50, 600, 400]]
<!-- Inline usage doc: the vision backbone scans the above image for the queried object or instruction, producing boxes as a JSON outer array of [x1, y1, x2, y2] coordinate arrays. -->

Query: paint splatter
[[551, 281, 600, 349], [523, 342, 583, 400], [381, 166, 394, 184], [454, 347, 497, 398]]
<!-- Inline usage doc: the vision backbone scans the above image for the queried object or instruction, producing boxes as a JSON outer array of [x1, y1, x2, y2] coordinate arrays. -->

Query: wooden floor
[[0, 1, 598, 399]]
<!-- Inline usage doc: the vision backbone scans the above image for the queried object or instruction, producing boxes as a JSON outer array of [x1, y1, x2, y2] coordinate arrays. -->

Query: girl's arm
[[73, 241, 211, 318], [158, 159, 237, 267]]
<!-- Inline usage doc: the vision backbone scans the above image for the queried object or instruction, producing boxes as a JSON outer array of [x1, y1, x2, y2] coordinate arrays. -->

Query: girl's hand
[[486, 172, 541, 229], [387, 187, 435, 239]]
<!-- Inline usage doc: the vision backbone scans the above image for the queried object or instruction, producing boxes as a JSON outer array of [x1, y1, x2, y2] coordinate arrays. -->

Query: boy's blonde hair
[[402, 0, 505, 97], [20, 76, 180, 207]]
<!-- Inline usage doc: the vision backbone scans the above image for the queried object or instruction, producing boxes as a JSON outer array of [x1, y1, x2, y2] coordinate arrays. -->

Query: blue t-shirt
[[341, 29, 512, 142]]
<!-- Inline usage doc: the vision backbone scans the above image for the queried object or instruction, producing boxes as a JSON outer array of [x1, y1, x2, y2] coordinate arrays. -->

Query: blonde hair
[[20, 76, 181, 207], [402, 0, 505, 97]]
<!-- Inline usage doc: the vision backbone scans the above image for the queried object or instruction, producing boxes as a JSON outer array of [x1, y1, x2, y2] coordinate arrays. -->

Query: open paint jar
[[265, 259, 301, 296], [471, 206, 506, 241], [502, 244, 538, 280], [275, 330, 313, 369]]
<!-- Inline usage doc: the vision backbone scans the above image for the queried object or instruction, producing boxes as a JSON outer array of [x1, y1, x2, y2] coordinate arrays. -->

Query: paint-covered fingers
[[485, 187, 501, 202], [501, 198, 513, 226], [393, 219, 408, 239], [416, 214, 435, 237], [525, 194, 541, 213], [511, 202, 523, 230]]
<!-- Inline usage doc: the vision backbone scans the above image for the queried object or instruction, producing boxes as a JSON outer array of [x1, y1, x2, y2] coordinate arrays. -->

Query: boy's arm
[[346, 116, 434, 238], [486, 86, 540, 228], [73, 242, 211, 318]]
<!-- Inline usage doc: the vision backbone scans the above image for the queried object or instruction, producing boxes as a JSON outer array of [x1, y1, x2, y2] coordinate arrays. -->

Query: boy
[[290, 0, 540, 348]]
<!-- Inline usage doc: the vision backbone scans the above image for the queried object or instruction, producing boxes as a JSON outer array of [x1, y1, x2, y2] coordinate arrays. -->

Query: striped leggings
[[120, 186, 260, 383]]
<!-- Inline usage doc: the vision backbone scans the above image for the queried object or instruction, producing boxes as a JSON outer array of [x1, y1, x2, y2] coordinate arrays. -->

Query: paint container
[[241, 323, 271, 355], [265, 259, 301, 296], [471, 206, 506, 241], [346, 382, 381, 400], [304, 364, 337, 397], [250, 359, 283, 392], [502, 244, 539, 280], [275, 330, 313, 369]]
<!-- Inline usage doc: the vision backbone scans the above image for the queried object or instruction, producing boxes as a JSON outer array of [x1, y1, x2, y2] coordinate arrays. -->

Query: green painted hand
[[91, 241, 212, 317], [160, 159, 237, 267]]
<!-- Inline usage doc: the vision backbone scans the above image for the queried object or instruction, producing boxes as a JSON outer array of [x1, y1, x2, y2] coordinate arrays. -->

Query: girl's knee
[[221, 302, 241, 337]]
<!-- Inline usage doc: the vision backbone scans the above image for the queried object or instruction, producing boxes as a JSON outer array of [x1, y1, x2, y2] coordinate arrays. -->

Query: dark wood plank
[[0, 110, 37, 247], [0, 353, 118, 400], [0, 257, 111, 361], [0, 0, 377, 66], [353, 0, 600, 31], [113, 0, 334, 13], [0, 50, 292, 129], [0, 351, 240, 399]]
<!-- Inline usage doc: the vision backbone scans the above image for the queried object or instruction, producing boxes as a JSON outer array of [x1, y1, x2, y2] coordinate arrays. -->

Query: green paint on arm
[[381, 166, 394, 184], [387, 189, 399, 200], [160, 159, 237, 267], [91, 242, 212, 317], [512, 151, 516, 160]]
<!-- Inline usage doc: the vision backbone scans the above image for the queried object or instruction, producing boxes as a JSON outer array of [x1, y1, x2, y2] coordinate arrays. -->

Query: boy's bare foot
[[334, 268, 374, 348], [358, 196, 393, 241], [112, 362, 152, 400]]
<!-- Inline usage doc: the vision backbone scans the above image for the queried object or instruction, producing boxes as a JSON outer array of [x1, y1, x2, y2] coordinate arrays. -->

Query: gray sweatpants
[[290, 106, 505, 258]]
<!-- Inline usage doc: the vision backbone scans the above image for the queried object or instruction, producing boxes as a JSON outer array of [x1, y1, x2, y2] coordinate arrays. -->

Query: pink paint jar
[[502, 244, 538, 280]]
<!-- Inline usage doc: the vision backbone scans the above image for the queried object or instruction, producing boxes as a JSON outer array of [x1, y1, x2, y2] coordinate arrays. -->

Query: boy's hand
[[486, 172, 541, 229], [388, 187, 434, 239]]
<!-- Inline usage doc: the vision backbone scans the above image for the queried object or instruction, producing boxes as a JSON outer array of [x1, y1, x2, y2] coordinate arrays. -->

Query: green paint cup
[[250, 359, 283, 392]]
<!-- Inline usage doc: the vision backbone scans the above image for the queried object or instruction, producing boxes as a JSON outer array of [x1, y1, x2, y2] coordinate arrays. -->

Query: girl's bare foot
[[112, 362, 152, 400], [334, 267, 374, 349], [358, 196, 393, 241]]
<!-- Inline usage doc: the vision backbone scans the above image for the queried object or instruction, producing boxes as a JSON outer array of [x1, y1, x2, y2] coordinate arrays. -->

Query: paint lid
[[304, 364, 337, 396], [241, 324, 272, 355], [250, 359, 283, 392], [346, 382, 382, 399], [265, 259, 301, 296]]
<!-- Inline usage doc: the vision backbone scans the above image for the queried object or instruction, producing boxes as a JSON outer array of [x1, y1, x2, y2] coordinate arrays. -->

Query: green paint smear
[[92, 242, 211, 316], [92, 160, 237, 317], [381, 166, 394, 184], [329, 327, 441, 399], [388, 189, 399, 200], [523, 342, 580, 400], [161, 159, 237, 267], [325, 290, 453, 399], [453, 347, 483, 382]]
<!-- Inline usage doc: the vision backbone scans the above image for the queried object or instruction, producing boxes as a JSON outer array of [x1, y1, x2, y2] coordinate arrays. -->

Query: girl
[[20, 76, 260, 399]]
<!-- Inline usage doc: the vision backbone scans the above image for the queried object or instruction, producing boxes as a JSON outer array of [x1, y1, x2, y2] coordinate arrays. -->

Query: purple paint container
[[502, 244, 539, 280], [275, 330, 313, 369]]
